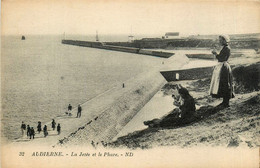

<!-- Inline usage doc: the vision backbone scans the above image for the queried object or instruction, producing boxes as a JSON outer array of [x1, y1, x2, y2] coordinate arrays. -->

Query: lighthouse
[[128, 26, 134, 42], [96, 30, 99, 42]]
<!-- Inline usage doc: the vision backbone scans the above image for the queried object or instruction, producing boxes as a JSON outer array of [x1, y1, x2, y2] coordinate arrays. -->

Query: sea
[[1, 34, 164, 140]]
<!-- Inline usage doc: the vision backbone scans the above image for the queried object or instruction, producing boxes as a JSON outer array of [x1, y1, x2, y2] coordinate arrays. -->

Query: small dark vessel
[[21, 36, 25, 40]]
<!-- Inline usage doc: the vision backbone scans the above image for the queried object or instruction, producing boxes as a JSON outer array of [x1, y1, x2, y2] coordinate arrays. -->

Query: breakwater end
[[61, 40, 174, 58]]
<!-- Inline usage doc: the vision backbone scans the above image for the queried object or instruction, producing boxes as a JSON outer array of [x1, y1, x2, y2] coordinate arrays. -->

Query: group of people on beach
[[21, 119, 61, 139], [144, 35, 234, 128], [20, 103, 83, 140], [21, 122, 36, 139], [67, 104, 82, 118]]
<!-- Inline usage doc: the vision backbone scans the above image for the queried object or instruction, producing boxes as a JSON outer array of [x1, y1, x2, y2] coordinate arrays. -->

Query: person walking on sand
[[30, 127, 35, 139], [21, 121, 26, 136], [51, 119, 56, 130], [57, 123, 61, 135], [210, 35, 234, 107], [68, 104, 72, 116], [43, 125, 48, 137], [26, 125, 30, 138], [77, 104, 82, 118], [37, 121, 42, 134]]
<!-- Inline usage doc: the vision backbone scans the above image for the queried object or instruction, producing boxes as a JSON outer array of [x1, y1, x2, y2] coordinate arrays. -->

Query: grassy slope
[[110, 77, 260, 149]]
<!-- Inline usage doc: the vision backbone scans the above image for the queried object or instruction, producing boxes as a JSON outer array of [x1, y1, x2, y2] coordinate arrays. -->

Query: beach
[[8, 48, 191, 146], [1, 35, 163, 141]]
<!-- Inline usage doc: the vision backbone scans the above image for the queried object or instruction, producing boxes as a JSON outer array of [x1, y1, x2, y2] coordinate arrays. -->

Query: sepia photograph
[[1, 0, 260, 167]]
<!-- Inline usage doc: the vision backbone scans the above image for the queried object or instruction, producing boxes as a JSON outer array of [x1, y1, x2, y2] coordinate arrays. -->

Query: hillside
[[109, 63, 260, 149]]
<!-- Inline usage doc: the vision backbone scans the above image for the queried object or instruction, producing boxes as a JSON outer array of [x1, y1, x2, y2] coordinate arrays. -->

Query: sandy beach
[[8, 51, 191, 147], [11, 67, 166, 147]]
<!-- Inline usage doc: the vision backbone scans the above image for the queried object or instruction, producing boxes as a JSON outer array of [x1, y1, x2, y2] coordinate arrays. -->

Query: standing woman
[[43, 125, 48, 137], [26, 125, 30, 138], [37, 121, 42, 134], [51, 119, 56, 130], [210, 35, 234, 107], [21, 121, 26, 136]]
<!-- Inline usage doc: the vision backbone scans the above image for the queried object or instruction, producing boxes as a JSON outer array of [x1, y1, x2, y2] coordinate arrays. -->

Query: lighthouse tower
[[128, 26, 134, 42], [96, 30, 99, 42]]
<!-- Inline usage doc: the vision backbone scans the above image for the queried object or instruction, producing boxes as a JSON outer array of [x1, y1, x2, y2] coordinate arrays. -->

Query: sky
[[1, 0, 260, 36]]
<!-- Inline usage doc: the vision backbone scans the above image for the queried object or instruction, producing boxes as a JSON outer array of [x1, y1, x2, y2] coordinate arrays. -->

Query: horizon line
[[2, 32, 260, 36]]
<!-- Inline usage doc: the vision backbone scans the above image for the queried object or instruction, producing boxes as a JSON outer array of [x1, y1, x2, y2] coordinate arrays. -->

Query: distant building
[[165, 32, 179, 39], [128, 35, 134, 43]]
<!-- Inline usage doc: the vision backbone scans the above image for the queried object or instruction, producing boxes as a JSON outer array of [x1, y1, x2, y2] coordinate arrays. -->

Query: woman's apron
[[209, 62, 225, 95]]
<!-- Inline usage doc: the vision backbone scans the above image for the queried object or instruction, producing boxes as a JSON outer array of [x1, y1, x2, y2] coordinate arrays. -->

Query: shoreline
[[9, 66, 167, 146], [8, 52, 190, 147]]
